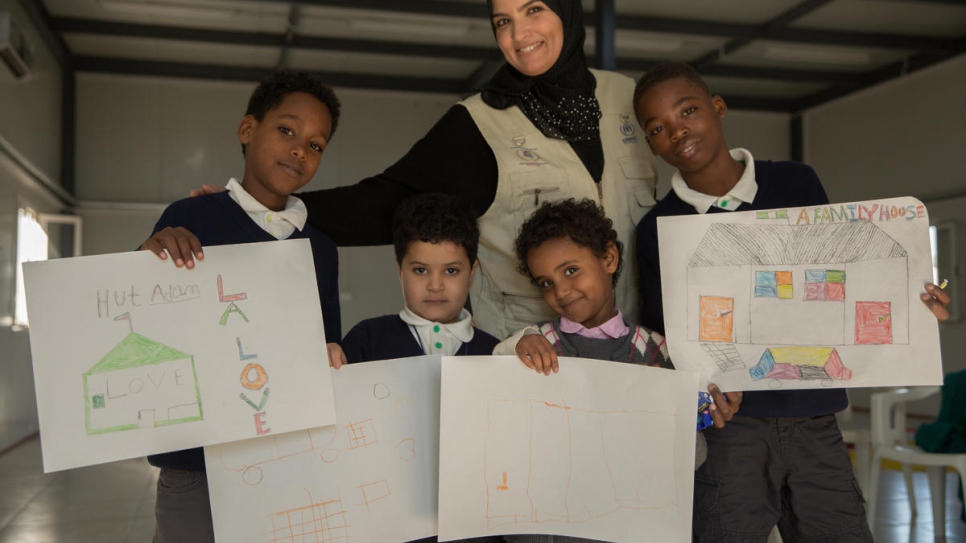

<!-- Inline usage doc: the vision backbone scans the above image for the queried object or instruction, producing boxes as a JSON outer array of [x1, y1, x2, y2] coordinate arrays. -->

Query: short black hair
[[515, 198, 623, 287], [241, 71, 341, 155], [633, 62, 712, 118], [393, 193, 480, 265]]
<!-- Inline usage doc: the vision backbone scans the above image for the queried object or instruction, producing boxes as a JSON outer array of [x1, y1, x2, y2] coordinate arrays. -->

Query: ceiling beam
[[692, 0, 833, 69], [255, 0, 487, 19], [276, 3, 301, 70], [72, 55, 796, 112], [52, 10, 959, 56], [793, 44, 966, 111], [52, 17, 503, 62], [56, 17, 872, 85], [615, 14, 957, 52], [617, 58, 864, 84], [73, 56, 467, 94]]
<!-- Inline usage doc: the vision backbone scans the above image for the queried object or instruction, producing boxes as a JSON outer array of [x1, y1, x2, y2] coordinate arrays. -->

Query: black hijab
[[481, 0, 602, 145]]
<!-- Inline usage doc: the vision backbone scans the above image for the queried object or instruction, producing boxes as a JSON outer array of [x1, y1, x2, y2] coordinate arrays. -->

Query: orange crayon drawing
[[497, 472, 508, 491], [263, 489, 349, 543], [483, 399, 679, 529], [357, 480, 391, 511], [395, 438, 416, 461], [345, 419, 378, 450]]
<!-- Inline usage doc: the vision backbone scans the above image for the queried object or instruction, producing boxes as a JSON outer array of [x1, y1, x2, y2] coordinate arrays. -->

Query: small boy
[[494, 198, 734, 543], [634, 62, 892, 542], [140, 71, 342, 543], [337, 193, 501, 543], [340, 193, 500, 363]]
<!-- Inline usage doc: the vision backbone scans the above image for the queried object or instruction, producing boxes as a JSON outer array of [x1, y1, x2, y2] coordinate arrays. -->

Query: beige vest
[[462, 69, 657, 339]]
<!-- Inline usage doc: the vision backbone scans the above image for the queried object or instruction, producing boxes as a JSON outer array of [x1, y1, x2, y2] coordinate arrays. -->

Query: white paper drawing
[[658, 197, 943, 391], [206, 356, 440, 543], [22, 240, 336, 472], [438, 356, 698, 543]]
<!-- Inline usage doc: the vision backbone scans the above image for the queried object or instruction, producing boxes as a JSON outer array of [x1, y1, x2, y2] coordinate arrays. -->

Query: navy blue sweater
[[636, 160, 848, 417], [341, 314, 500, 363], [147, 191, 341, 470]]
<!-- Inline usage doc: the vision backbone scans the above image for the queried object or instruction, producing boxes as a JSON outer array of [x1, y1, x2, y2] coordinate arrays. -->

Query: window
[[14, 208, 48, 329], [12, 208, 82, 330], [804, 269, 846, 302], [755, 270, 793, 299], [931, 222, 959, 321]]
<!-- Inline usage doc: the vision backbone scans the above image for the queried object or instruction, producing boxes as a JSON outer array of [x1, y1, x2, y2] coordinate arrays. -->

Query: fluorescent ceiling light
[[99, 1, 239, 20], [764, 45, 870, 67], [349, 18, 471, 38], [617, 36, 684, 53]]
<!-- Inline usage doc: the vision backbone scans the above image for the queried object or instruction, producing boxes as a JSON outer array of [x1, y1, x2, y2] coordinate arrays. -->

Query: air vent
[[0, 13, 33, 80]]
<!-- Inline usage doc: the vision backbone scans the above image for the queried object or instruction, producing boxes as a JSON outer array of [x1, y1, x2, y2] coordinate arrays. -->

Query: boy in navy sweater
[[140, 71, 342, 543], [633, 62, 948, 543], [339, 193, 499, 363]]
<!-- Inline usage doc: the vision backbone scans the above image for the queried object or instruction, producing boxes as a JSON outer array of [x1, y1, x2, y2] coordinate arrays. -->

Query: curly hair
[[633, 62, 712, 119], [241, 71, 341, 155], [393, 193, 479, 265], [515, 198, 623, 287]]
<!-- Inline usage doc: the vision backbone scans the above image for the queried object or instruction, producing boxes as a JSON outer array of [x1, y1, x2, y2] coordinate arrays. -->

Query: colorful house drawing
[[750, 347, 852, 382], [84, 332, 203, 435], [686, 221, 908, 381]]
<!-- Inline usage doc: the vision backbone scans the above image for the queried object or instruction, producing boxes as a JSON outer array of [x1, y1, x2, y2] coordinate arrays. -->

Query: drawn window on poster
[[804, 270, 846, 302], [688, 221, 908, 385], [754, 270, 793, 299]]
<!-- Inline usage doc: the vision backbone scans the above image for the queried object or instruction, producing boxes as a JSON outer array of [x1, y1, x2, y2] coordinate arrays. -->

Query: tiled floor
[[1, 435, 966, 542], [0, 437, 156, 543]]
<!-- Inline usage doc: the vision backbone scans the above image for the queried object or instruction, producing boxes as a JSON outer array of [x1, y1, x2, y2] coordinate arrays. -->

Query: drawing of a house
[[686, 221, 908, 382], [84, 332, 203, 435]]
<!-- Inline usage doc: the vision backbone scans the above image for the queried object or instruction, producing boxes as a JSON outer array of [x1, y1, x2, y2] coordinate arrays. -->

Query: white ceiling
[[31, 0, 966, 112]]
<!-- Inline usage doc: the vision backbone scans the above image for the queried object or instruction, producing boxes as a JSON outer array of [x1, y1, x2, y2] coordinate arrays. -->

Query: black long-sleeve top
[[300, 106, 497, 245], [299, 103, 602, 245]]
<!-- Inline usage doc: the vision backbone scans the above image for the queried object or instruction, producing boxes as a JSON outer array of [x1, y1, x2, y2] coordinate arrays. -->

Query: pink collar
[[559, 310, 629, 339]]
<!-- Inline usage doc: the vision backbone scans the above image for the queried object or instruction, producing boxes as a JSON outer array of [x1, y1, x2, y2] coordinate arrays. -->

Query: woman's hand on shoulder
[[189, 184, 226, 198]]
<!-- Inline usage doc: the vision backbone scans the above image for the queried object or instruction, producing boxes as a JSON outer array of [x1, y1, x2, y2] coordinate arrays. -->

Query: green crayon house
[[84, 333, 203, 435]]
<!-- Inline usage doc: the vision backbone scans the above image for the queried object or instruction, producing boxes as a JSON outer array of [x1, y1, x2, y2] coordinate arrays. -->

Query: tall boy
[[340, 193, 500, 362], [141, 71, 342, 543], [632, 62, 872, 542], [634, 62, 949, 542]]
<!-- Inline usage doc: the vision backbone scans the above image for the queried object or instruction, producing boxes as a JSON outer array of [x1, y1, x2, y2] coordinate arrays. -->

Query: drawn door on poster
[[700, 296, 734, 343], [856, 301, 892, 345]]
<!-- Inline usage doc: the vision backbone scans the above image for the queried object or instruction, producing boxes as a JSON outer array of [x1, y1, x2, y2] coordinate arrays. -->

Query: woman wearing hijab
[[168, 0, 658, 340]]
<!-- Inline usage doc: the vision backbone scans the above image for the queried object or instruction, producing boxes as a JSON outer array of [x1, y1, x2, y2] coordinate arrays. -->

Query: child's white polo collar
[[671, 148, 758, 214], [399, 307, 475, 356], [226, 178, 308, 237]]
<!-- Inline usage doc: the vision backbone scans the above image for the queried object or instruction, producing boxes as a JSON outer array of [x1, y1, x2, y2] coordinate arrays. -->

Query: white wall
[[805, 54, 966, 415], [74, 74, 462, 331], [0, 0, 65, 451]]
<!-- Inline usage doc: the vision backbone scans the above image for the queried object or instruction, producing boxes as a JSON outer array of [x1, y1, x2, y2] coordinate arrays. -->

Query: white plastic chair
[[837, 399, 872, 494], [867, 386, 965, 538]]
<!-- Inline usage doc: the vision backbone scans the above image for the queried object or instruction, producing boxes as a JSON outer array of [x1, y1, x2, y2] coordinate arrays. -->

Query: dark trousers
[[693, 414, 872, 543], [153, 468, 215, 543]]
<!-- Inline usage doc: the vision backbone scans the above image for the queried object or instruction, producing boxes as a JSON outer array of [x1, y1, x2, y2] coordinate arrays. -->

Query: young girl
[[494, 198, 741, 443], [495, 198, 671, 375]]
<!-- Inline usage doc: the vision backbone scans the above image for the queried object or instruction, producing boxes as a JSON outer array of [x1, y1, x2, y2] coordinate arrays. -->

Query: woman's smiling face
[[490, 0, 564, 77]]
